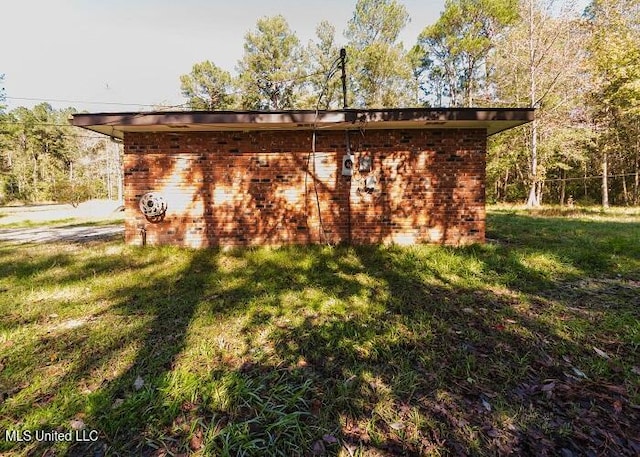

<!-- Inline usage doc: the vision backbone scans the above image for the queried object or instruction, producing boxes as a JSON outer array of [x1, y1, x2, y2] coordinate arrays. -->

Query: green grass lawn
[[1, 208, 639, 456]]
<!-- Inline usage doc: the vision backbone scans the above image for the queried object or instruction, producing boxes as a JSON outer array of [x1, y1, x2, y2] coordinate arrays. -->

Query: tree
[[0, 74, 9, 183], [237, 15, 306, 110], [0, 73, 5, 113], [304, 21, 343, 109], [487, 0, 586, 207], [586, 0, 640, 207], [0, 103, 112, 204], [179, 61, 236, 110], [10, 104, 69, 201], [345, 0, 413, 108], [417, 0, 518, 107], [406, 44, 431, 106]]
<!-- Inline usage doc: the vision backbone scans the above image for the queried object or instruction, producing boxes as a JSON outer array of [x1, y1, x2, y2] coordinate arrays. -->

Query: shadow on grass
[[0, 212, 638, 456], [242, 245, 637, 455], [486, 213, 640, 280]]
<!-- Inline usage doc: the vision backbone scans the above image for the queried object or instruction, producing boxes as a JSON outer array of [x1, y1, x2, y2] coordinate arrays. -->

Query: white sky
[[2, 0, 588, 114], [1, 0, 444, 113]]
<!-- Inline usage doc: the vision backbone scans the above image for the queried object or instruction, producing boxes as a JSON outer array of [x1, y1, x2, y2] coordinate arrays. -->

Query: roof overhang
[[70, 108, 534, 140]]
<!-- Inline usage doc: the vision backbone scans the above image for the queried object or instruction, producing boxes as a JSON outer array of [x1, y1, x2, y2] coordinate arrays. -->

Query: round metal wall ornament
[[139, 192, 168, 220]]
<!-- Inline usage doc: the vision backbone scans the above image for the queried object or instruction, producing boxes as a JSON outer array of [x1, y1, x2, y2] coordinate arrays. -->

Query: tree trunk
[[526, 0, 540, 208], [635, 156, 639, 205], [32, 155, 38, 202], [602, 151, 609, 208], [526, 120, 539, 207], [467, 58, 474, 106], [106, 148, 112, 201], [537, 179, 544, 205], [560, 169, 566, 206], [503, 169, 509, 202], [635, 128, 639, 205], [115, 142, 124, 203]]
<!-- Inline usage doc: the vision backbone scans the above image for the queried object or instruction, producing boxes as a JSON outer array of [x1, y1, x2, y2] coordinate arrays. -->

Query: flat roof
[[71, 107, 534, 140]]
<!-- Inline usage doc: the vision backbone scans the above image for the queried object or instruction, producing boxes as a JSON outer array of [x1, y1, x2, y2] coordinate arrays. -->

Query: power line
[[0, 122, 114, 140], [88, 69, 338, 126], [543, 172, 638, 182], [2, 121, 84, 127], [6, 69, 331, 111], [6, 96, 182, 108]]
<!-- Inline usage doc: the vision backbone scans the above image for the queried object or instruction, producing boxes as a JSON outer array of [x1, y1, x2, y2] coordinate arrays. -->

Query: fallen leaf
[[239, 361, 255, 372], [311, 398, 322, 416], [189, 431, 203, 451], [593, 346, 610, 359], [481, 399, 492, 412], [112, 398, 124, 409], [571, 367, 587, 379], [399, 403, 412, 412], [343, 442, 357, 457], [605, 384, 626, 395], [70, 419, 85, 430], [541, 382, 555, 392], [613, 400, 622, 414], [322, 434, 338, 444], [181, 401, 196, 412], [133, 376, 144, 391], [312, 439, 325, 455], [485, 427, 500, 438], [462, 307, 474, 314], [631, 366, 640, 375], [389, 422, 405, 430]]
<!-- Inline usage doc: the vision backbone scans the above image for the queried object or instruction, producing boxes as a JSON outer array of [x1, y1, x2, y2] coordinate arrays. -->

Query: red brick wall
[[123, 129, 486, 247]]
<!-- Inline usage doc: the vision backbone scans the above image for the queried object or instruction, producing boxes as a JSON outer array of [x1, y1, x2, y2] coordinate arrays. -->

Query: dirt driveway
[[0, 224, 123, 243], [0, 200, 124, 244]]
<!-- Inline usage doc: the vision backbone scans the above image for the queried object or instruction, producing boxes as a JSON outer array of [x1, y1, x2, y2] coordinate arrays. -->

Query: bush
[[51, 180, 96, 207]]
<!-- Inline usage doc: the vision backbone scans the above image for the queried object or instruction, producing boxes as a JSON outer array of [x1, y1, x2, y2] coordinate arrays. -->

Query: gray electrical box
[[359, 155, 372, 172], [342, 154, 355, 176]]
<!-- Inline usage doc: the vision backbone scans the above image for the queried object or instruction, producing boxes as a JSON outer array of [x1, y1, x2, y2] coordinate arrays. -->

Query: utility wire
[[2, 121, 94, 128], [308, 55, 343, 245], [6, 96, 180, 108], [90, 68, 341, 127], [6, 68, 333, 111], [542, 172, 639, 182]]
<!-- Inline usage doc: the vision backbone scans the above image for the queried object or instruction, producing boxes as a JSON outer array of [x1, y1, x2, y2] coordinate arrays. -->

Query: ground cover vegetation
[[0, 208, 638, 456], [1, 0, 639, 209]]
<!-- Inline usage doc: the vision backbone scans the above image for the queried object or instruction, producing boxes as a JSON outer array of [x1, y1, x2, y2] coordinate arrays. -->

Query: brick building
[[72, 108, 533, 247]]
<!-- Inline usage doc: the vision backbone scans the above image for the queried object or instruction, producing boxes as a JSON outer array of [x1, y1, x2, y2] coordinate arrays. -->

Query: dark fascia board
[[71, 107, 534, 139]]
